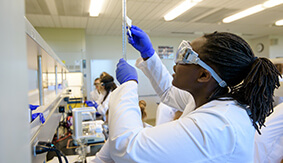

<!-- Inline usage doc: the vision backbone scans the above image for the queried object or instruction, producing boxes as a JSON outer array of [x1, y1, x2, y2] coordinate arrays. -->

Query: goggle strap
[[198, 60, 227, 87]]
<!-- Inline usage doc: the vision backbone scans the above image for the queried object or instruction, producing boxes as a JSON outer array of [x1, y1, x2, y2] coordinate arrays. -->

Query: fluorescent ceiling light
[[164, 0, 203, 21], [223, 5, 264, 23], [223, 0, 283, 23], [89, 0, 104, 17], [275, 19, 283, 26], [263, 0, 283, 8]]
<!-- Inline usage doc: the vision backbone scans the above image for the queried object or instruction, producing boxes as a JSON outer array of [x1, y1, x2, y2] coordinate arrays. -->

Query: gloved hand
[[116, 58, 138, 84], [31, 113, 45, 124], [29, 104, 39, 110], [127, 25, 155, 59], [85, 101, 99, 109]]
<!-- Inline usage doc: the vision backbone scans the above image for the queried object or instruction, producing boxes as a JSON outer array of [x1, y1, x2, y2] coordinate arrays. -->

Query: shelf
[[25, 17, 71, 163]]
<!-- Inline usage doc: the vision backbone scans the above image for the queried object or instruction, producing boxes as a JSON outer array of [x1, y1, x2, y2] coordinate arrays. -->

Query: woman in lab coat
[[89, 78, 101, 102], [96, 74, 117, 121], [95, 26, 280, 163]]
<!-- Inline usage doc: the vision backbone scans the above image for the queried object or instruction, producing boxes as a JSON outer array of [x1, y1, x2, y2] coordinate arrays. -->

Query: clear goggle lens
[[174, 40, 227, 87], [175, 40, 191, 64]]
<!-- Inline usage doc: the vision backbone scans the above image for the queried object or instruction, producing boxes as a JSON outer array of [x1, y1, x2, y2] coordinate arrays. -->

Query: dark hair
[[100, 72, 110, 79], [94, 78, 100, 85], [200, 32, 280, 134], [100, 74, 117, 104]]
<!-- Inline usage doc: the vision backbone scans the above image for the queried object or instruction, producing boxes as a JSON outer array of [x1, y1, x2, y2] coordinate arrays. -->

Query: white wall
[[249, 36, 270, 58], [35, 28, 86, 66], [0, 0, 31, 162], [249, 35, 283, 59], [269, 35, 283, 59]]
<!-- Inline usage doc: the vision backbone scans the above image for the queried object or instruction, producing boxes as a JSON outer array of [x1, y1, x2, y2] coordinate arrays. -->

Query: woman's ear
[[197, 69, 212, 84]]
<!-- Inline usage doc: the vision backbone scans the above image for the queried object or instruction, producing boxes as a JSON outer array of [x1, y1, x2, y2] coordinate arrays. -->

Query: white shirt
[[254, 102, 283, 163]]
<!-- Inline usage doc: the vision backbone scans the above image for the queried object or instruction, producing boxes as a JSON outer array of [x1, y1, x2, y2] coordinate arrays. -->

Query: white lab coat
[[90, 89, 100, 102], [92, 53, 255, 162], [254, 102, 283, 163], [155, 102, 179, 125]]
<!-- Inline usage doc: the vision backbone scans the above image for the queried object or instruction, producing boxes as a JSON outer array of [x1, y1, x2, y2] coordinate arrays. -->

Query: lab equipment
[[127, 25, 155, 58], [72, 107, 105, 145], [122, 0, 127, 60], [174, 40, 227, 87], [116, 58, 138, 84]]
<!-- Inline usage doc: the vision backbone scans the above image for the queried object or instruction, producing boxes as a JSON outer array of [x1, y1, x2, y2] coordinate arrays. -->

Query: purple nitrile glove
[[116, 58, 138, 84], [127, 25, 155, 59], [29, 104, 39, 110], [85, 100, 99, 109], [31, 113, 45, 124]]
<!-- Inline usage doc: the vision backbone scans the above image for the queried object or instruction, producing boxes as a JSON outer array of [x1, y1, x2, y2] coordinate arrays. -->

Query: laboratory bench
[[46, 100, 107, 163], [46, 134, 104, 162]]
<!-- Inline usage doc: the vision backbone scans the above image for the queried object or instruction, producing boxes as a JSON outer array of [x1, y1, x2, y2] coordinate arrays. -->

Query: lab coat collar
[[199, 98, 236, 109]]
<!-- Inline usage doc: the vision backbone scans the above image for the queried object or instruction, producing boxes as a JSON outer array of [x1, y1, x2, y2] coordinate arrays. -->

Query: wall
[[0, 0, 31, 162], [269, 35, 283, 59], [35, 28, 86, 67], [249, 36, 270, 58], [249, 35, 283, 59]]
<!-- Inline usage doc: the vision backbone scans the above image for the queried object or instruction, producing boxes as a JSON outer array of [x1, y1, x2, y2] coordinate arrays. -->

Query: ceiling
[[25, 0, 283, 39]]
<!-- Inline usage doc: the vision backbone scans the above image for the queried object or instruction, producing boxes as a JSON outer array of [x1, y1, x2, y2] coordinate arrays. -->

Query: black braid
[[200, 32, 280, 134]]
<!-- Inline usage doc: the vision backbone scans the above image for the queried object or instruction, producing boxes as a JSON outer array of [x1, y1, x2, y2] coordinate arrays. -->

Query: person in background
[[89, 78, 101, 102], [85, 73, 117, 121], [139, 100, 152, 128], [254, 102, 283, 163], [173, 110, 182, 120], [100, 71, 110, 79], [96, 73, 117, 121], [106, 25, 280, 162]]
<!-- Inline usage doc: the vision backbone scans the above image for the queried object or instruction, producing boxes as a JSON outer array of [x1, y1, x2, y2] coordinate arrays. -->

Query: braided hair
[[200, 32, 280, 134], [100, 74, 117, 104]]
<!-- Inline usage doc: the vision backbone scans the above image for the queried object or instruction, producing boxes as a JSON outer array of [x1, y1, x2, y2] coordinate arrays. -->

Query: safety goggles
[[174, 40, 227, 87], [94, 82, 101, 86]]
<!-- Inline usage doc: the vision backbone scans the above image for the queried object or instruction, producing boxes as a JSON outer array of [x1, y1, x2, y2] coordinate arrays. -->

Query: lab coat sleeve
[[155, 102, 175, 125], [136, 53, 195, 111], [89, 140, 114, 163], [108, 81, 237, 162]]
